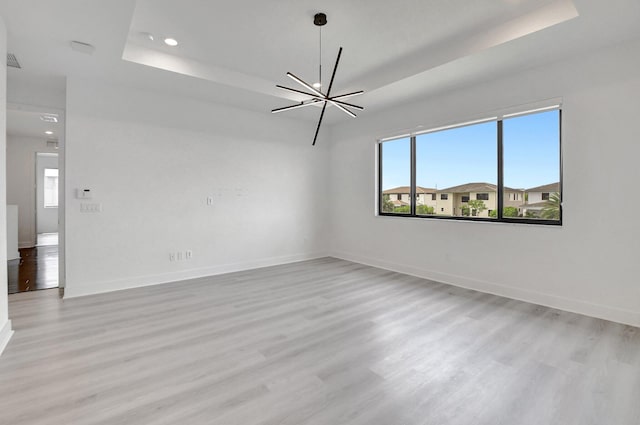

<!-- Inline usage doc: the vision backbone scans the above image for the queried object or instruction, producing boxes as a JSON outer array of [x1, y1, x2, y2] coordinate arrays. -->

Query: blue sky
[[381, 110, 560, 190]]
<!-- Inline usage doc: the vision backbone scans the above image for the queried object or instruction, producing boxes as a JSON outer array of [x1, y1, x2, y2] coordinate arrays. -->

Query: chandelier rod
[[319, 25, 322, 89]]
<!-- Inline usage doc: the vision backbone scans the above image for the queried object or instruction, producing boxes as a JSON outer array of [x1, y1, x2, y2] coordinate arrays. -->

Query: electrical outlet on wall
[[169, 252, 176, 262], [186, 250, 193, 260]]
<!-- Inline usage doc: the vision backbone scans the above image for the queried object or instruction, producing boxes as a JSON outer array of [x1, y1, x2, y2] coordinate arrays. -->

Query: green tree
[[503, 206, 519, 217], [467, 200, 487, 217], [394, 205, 411, 213], [382, 194, 394, 213], [490, 206, 519, 218], [416, 205, 435, 215], [541, 192, 561, 220]]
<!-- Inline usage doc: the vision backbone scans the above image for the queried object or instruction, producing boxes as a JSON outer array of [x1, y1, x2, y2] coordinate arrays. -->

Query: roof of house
[[382, 186, 436, 194], [384, 182, 561, 194], [526, 182, 560, 193], [391, 199, 409, 207], [439, 182, 495, 193], [437, 182, 521, 193]]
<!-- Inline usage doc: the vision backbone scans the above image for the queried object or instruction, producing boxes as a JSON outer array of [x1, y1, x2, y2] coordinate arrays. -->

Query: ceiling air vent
[[7, 53, 21, 69]]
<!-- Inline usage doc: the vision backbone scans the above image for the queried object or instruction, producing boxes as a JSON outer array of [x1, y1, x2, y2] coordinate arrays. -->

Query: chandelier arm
[[277, 85, 362, 111], [328, 99, 363, 110], [329, 102, 357, 117], [329, 91, 364, 101], [312, 102, 329, 146], [286, 73, 324, 97], [325, 47, 343, 98], [271, 100, 323, 114], [321, 48, 358, 117], [276, 85, 323, 99]]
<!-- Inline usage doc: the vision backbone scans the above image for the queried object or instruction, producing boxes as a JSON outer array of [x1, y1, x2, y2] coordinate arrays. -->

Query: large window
[[416, 120, 496, 218], [503, 110, 561, 221], [44, 168, 59, 208], [379, 137, 411, 214], [378, 108, 561, 224]]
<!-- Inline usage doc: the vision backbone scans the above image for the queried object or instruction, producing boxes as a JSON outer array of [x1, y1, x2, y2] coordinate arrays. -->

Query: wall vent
[[46, 140, 59, 149], [7, 53, 21, 69]]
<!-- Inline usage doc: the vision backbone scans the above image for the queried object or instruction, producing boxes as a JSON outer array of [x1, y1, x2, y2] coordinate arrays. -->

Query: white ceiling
[[1, 0, 640, 124], [6, 108, 60, 140]]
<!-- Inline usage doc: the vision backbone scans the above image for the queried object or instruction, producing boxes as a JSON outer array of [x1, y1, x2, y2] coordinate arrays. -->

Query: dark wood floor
[[7, 245, 58, 294]]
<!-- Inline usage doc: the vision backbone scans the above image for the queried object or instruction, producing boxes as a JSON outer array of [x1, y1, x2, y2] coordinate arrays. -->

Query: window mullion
[[378, 142, 383, 215], [410, 136, 416, 216], [497, 120, 504, 221], [558, 110, 563, 224]]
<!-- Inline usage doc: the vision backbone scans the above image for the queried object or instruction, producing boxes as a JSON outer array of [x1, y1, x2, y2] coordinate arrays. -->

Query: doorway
[[6, 104, 65, 294], [36, 152, 59, 236]]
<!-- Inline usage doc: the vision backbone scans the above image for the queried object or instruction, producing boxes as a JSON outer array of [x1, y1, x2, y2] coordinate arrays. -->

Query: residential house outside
[[382, 186, 437, 211], [436, 182, 523, 217], [521, 182, 561, 216], [382, 182, 560, 219]]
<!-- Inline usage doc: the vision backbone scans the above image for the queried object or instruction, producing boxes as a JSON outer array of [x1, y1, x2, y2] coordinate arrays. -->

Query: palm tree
[[541, 192, 561, 220]]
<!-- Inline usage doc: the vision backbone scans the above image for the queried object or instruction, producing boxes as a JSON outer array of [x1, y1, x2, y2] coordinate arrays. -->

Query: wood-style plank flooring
[[7, 245, 59, 294], [1, 258, 638, 425]]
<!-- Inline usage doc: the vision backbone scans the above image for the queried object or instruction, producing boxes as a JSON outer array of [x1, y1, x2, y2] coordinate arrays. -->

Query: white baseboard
[[331, 251, 640, 328], [64, 252, 329, 299], [0, 320, 14, 356]]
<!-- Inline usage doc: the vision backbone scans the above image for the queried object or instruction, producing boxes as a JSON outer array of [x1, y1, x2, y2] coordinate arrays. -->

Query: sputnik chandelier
[[271, 13, 364, 146]]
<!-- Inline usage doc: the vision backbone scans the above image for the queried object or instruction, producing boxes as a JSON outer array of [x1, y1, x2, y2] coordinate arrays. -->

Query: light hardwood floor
[[1, 258, 639, 425]]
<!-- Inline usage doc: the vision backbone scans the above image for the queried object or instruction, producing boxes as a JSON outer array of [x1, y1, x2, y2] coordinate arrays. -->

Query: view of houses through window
[[379, 108, 561, 223]]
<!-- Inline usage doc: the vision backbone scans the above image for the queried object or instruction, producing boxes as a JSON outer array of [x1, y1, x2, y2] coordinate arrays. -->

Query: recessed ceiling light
[[312, 82, 322, 89], [45, 131, 53, 135], [141, 32, 155, 42], [164, 38, 178, 47]]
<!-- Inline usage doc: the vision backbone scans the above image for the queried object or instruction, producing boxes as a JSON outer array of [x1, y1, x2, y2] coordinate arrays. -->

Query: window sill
[[376, 213, 562, 226]]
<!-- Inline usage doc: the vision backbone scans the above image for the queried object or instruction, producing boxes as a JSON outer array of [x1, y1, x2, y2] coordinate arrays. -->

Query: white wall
[[328, 37, 640, 327], [64, 78, 329, 297], [35, 153, 59, 234], [0, 16, 14, 356], [7, 76, 65, 111], [6, 136, 59, 247]]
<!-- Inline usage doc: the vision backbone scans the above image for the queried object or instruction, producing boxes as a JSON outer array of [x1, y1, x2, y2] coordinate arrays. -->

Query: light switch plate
[[80, 203, 102, 213]]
